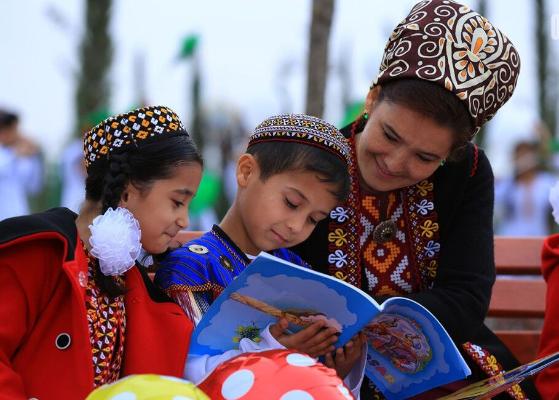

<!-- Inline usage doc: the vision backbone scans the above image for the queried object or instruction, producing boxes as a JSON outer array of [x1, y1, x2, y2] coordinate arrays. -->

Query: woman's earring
[[363, 112, 369, 120], [440, 159, 446, 166]]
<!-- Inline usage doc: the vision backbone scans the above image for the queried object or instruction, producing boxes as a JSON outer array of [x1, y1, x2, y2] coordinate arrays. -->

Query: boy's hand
[[269, 317, 338, 358], [324, 332, 366, 379]]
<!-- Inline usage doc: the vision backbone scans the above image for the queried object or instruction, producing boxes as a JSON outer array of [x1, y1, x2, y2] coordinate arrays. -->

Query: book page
[[362, 298, 471, 399]]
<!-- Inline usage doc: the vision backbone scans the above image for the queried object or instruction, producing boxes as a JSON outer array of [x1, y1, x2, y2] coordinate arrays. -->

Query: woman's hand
[[269, 317, 338, 357], [324, 332, 366, 379]]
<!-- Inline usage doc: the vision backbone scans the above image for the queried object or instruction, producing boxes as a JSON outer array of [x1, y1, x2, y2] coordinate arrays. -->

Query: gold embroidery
[[328, 228, 348, 247], [416, 180, 434, 196], [420, 220, 439, 238], [334, 271, 347, 281]]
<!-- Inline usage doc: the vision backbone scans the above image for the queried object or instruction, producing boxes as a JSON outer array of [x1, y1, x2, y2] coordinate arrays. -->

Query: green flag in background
[[179, 34, 200, 59], [189, 171, 221, 216], [339, 101, 365, 128]]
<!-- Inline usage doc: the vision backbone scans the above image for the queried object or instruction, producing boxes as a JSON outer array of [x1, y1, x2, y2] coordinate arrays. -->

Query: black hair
[[85, 134, 203, 296], [378, 79, 474, 161], [246, 141, 350, 202], [0, 110, 19, 130]]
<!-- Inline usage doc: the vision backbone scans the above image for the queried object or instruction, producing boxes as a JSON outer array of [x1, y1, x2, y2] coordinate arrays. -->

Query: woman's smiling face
[[355, 90, 454, 193]]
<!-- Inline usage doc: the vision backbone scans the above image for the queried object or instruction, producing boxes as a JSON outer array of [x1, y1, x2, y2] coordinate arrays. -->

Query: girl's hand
[[324, 332, 366, 379], [269, 317, 339, 358]]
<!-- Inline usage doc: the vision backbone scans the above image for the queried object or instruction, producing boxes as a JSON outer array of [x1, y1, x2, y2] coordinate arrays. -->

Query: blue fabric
[[155, 226, 306, 306]]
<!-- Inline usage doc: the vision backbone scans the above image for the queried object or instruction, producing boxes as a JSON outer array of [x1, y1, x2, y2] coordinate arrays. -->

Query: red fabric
[[0, 232, 192, 400], [536, 233, 559, 399], [122, 267, 191, 377]]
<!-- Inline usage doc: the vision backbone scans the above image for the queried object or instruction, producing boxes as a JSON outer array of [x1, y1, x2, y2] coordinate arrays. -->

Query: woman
[[0, 106, 203, 399], [293, 1, 538, 398]]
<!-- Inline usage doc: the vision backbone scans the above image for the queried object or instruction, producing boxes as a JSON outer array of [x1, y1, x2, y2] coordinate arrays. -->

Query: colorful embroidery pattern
[[84, 249, 126, 387], [406, 180, 441, 290], [326, 126, 362, 286], [249, 114, 351, 163], [84, 105, 188, 168], [361, 191, 415, 295], [326, 125, 440, 293], [462, 342, 528, 400]]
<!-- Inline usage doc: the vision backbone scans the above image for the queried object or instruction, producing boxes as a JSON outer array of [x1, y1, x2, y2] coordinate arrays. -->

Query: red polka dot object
[[198, 349, 354, 400]]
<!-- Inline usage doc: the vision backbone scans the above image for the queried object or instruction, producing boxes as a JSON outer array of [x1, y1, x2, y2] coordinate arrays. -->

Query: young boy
[[155, 114, 365, 395]]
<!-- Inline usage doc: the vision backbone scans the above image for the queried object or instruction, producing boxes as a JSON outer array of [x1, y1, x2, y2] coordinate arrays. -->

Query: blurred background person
[[0, 109, 43, 221], [59, 138, 86, 213], [495, 140, 557, 236]]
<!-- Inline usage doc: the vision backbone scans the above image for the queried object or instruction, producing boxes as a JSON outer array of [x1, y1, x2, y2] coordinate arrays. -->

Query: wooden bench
[[170, 232, 546, 364], [489, 236, 546, 364]]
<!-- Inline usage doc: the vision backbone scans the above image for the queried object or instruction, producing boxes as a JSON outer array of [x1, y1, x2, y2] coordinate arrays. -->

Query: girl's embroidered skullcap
[[83, 105, 189, 169]]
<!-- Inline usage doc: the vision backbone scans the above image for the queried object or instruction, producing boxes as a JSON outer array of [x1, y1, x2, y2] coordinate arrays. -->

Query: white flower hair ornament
[[89, 207, 142, 276], [549, 180, 559, 225]]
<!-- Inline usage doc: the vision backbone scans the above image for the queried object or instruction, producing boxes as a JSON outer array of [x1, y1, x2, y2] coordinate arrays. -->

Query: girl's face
[[235, 154, 339, 255], [120, 163, 202, 254], [356, 90, 454, 192]]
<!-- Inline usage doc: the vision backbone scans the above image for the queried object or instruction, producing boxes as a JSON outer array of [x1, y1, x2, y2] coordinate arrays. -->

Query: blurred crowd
[[0, 107, 247, 231], [2, 106, 559, 237]]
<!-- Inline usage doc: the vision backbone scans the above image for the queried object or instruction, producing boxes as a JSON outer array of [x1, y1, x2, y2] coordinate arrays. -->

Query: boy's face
[[236, 154, 339, 255]]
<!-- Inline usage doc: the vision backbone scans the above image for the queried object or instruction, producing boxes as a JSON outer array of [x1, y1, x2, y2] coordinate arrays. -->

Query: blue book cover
[[190, 252, 471, 399]]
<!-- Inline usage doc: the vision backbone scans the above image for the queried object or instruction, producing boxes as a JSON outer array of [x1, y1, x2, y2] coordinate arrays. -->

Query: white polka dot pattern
[[280, 390, 314, 400], [286, 353, 316, 367], [199, 349, 355, 399], [221, 369, 255, 400]]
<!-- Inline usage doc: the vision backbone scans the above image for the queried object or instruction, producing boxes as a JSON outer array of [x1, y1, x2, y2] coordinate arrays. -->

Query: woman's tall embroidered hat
[[248, 114, 350, 163], [83, 105, 189, 169], [372, 0, 521, 135]]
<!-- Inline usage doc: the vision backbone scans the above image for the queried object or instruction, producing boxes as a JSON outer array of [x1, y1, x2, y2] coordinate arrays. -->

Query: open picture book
[[189, 252, 471, 399]]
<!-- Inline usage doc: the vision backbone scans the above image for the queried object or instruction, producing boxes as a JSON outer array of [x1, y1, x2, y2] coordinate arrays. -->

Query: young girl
[[0, 105, 202, 399], [156, 114, 365, 397]]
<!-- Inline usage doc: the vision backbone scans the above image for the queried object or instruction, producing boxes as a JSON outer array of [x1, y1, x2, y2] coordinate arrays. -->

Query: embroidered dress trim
[[84, 245, 126, 387], [462, 342, 529, 400]]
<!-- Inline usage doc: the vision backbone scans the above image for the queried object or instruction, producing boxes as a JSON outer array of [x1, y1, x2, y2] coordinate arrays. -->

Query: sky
[[1, 0, 558, 176]]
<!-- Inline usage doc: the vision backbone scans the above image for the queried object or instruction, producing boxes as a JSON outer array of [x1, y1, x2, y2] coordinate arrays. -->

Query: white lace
[[89, 207, 142, 276]]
